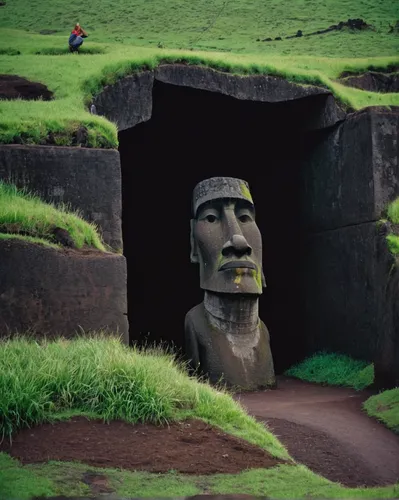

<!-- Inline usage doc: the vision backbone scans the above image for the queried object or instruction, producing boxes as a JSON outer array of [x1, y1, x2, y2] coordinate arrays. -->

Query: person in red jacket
[[69, 23, 88, 52]]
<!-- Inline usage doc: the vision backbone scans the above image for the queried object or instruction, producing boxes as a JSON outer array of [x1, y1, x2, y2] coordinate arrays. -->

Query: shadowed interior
[[119, 80, 328, 373]]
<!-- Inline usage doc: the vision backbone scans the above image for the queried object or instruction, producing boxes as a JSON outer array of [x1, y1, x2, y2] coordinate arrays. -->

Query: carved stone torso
[[185, 293, 275, 390]]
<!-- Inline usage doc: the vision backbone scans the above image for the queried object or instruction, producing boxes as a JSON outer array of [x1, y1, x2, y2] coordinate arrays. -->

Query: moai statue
[[185, 177, 276, 390]]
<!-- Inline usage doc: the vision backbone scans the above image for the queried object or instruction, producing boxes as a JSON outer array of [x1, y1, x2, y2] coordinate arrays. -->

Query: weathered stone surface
[[0, 145, 123, 250], [301, 107, 399, 231], [186, 177, 275, 390], [301, 221, 398, 386], [93, 64, 345, 132], [155, 64, 328, 102], [340, 72, 399, 93], [0, 240, 128, 342], [93, 71, 154, 131]]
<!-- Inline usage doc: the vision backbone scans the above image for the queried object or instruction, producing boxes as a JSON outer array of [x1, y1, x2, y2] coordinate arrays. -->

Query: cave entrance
[[119, 80, 326, 373]]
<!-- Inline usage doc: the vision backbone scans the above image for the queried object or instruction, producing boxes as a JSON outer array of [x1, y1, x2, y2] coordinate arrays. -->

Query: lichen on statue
[[185, 177, 276, 391]]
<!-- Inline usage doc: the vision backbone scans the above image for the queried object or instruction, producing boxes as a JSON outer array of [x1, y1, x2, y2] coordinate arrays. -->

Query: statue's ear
[[261, 269, 267, 288], [190, 219, 199, 263]]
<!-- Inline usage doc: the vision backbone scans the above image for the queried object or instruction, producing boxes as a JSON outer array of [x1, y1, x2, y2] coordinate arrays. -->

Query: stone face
[[0, 145, 123, 250], [0, 240, 128, 342], [93, 71, 154, 131], [301, 107, 399, 232], [186, 177, 275, 390]]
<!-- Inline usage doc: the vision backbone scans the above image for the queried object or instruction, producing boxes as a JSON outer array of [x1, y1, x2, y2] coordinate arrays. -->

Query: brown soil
[[0, 417, 284, 474], [237, 376, 399, 487], [0, 74, 53, 100]]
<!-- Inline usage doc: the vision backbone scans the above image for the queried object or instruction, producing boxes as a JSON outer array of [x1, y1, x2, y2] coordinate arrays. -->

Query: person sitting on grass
[[69, 23, 88, 53]]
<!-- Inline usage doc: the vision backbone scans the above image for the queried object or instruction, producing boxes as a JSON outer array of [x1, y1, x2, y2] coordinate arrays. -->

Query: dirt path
[[236, 376, 399, 487]]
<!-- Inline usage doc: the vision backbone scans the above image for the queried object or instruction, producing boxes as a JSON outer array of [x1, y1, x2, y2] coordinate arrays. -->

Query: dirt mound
[[260, 18, 374, 42], [339, 72, 399, 93], [0, 417, 285, 474], [0, 74, 53, 100]]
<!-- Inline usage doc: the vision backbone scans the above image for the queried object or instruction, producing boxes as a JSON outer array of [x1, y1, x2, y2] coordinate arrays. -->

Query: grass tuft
[[0, 181, 106, 251], [363, 388, 399, 434], [387, 198, 399, 224], [35, 47, 106, 56], [387, 234, 399, 255], [0, 334, 288, 460], [285, 352, 374, 390]]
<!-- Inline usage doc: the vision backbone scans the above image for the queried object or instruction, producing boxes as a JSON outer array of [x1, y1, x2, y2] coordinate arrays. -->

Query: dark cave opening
[[119, 80, 325, 373]]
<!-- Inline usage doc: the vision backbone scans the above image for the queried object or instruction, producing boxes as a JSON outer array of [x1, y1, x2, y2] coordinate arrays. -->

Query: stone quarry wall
[[0, 145, 123, 250], [0, 240, 128, 342], [0, 65, 398, 386], [300, 107, 399, 387], [93, 64, 346, 132], [0, 144, 128, 341]]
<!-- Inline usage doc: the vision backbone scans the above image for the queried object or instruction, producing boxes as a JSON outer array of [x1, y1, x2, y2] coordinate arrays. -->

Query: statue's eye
[[238, 214, 252, 223], [206, 214, 217, 223]]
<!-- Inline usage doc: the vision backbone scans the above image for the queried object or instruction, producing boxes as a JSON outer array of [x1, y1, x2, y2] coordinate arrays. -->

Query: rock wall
[[0, 145, 123, 250], [301, 107, 399, 387], [93, 64, 346, 132], [0, 240, 128, 342]]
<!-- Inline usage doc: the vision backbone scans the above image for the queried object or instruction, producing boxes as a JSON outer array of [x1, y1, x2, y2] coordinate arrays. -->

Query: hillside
[[0, 0, 398, 56]]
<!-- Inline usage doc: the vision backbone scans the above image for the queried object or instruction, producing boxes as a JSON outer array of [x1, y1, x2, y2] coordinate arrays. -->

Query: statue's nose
[[222, 234, 252, 256]]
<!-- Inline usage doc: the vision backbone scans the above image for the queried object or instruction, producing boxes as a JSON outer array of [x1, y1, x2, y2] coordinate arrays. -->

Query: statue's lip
[[219, 261, 257, 271]]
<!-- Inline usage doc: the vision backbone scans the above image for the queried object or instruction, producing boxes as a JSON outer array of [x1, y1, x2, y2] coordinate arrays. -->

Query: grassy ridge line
[[0, 30, 398, 148], [0, 182, 106, 250], [0, 335, 288, 460]]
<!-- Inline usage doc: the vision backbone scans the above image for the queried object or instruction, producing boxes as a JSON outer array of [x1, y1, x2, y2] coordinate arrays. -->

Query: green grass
[[285, 352, 398, 435], [0, 181, 106, 251], [387, 233, 399, 255], [1, 454, 399, 499], [0, 334, 287, 460], [363, 388, 399, 433], [1, 0, 398, 57], [384, 198, 399, 256], [285, 352, 374, 390], [2, 337, 399, 499], [387, 198, 399, 224], [0, 26, 398, 148]]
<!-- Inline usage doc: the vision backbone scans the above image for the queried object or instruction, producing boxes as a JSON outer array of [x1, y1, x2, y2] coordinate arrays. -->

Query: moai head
[[190, 177, 266, 295]]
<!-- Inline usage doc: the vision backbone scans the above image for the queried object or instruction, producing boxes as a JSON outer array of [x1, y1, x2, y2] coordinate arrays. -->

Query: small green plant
[[285, 352, 374, 390], [387, 198, 399, 224], [384, 198, 399, 257], [0, 182, 106, 251]]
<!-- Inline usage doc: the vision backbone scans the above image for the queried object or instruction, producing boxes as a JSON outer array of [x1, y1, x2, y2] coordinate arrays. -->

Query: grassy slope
[[1, 0, 398, 56], [1, 336, 399, 499], [0, 0, 398, 148], [0, 335, 286, 458], [0, 182, 106, 250]]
